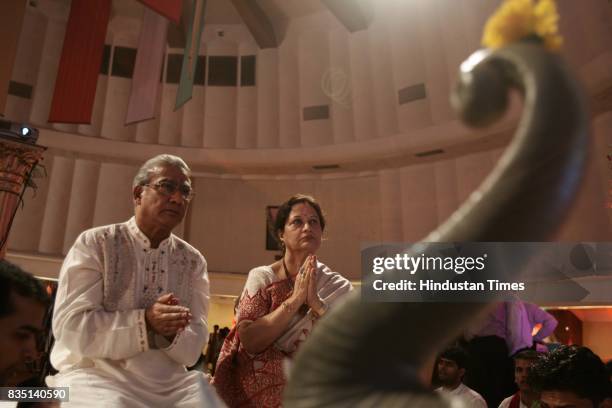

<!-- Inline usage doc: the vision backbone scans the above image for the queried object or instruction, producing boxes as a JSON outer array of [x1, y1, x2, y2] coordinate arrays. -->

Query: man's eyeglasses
[[144, 180, 194, 202]]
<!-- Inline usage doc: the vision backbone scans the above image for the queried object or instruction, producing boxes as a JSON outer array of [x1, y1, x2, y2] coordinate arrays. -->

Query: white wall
[[8, 132, 611, 283]]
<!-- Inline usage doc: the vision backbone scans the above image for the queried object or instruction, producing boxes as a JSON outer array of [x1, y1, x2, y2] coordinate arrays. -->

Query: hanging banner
[[138, 0, 183, 26], [0, 0, 27, 115], [175, 0, 206, 110], [48, 0, 111, 124], [126, 8, 168, 124]]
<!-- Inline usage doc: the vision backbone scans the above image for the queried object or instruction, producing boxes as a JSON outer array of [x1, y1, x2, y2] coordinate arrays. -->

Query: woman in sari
[[212, 194, 352, 407]]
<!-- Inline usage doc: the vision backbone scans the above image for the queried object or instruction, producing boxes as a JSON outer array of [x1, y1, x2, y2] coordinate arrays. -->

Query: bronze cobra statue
[[284, 42, 588, 407]]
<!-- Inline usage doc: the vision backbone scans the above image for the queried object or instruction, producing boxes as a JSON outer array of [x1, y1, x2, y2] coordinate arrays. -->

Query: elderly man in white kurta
[[48, 155, 222, 407]]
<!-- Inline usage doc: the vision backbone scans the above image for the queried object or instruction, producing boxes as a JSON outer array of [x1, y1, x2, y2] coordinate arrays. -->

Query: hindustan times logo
[[372, 253, 487, 275]]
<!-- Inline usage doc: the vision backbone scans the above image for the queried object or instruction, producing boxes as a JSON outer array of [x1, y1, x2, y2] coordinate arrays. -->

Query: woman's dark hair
[[528, 345, 610, 405], [273, 194, 326, 252]]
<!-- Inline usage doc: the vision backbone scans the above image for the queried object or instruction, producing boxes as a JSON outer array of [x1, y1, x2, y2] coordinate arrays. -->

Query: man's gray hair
[[132, 154, 191, 188]]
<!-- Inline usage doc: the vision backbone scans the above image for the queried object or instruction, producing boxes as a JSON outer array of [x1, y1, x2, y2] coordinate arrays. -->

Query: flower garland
[[482, 0, 563, 51]]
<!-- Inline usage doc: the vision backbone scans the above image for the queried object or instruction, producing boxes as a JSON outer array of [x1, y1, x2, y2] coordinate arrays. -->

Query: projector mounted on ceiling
[[0, 119, 39, 144]]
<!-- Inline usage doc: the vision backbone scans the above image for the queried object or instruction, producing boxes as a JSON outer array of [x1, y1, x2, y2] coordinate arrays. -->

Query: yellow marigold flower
[[534, 0, 563, 50], [482, 0, 563, 51]]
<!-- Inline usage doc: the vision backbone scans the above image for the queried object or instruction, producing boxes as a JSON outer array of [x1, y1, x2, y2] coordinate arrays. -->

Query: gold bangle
[[281, 300, 296, 314]]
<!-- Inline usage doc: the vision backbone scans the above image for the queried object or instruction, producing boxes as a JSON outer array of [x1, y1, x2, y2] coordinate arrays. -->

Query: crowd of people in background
[[202, 324, 230, 376], [431, 300, 612, 407], [461, 300, 559, 407], [434, 343, 612, 408]]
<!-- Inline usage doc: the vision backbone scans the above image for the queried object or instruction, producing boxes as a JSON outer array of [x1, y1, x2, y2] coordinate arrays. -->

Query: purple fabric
[[469, 301, 557, 355]]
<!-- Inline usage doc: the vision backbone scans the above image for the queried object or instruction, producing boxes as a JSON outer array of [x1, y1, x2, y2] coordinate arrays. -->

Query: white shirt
[[436, 383, 487, 408], [48, 218, 220, 406]]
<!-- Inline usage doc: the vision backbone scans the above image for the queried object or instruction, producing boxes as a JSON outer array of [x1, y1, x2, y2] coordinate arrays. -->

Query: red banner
[[48, 0, 111, 124], [138, 0, 183, 25]]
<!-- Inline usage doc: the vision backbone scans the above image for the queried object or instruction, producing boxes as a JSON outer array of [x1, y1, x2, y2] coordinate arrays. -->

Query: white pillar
[[158, 78, 183, 146], [349, 30, 376, 141], [414, 0, 453, 124], [256, 48, 279, 148], [181, 76, 205, 147], [379, 169, 403, 241], [203, 39, 238, 148], [278, 34, 300, 147], [63, 159, 100, 253], [367, 4, 398, 139], [433, 159, 459, 226], [388, 0, 431, 132], [454, 150, 495, 203], [400, 163, 437, 240], [435, 1, 468, 84], [135, 89, 163, 144], [328, 28, 354, 144], [298, 29, 332, 147], [236, 43, 258, 148], [38, 155, 74, 254], [92, 162, 136, 227], [7, 154, 55, 252], [179, 23, 210, 147]]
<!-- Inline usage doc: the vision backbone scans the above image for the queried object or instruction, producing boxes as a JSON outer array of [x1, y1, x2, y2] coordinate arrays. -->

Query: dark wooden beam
[[321, 0, 373, 32], [230, 0, 278, 49]]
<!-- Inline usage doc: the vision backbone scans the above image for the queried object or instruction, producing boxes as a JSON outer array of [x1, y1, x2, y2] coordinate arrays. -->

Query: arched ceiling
[[12, 0, 612, 176]]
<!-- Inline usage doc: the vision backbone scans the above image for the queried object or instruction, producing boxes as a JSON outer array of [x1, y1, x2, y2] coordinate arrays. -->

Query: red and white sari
[[212, 262, 352, 407]]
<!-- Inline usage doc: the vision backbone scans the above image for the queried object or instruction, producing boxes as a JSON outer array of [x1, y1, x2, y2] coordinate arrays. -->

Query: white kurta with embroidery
[[48, 218, 223, 407]]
